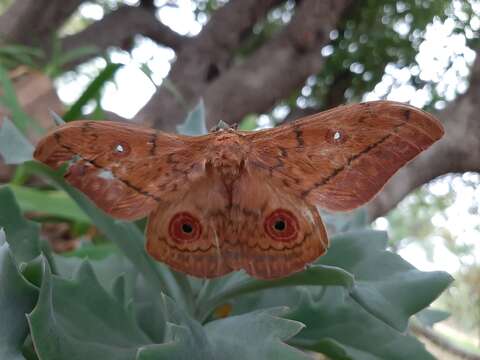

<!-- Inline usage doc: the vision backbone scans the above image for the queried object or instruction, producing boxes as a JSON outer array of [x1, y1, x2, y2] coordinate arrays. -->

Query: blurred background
[[0, 0, 479, 358]]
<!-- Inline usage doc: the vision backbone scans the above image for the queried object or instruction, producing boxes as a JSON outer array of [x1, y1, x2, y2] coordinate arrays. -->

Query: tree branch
[[134, 0, 285, 130], [411, 323, 480, 360], [0, 0, 84, 45], [60, 5, 186, 69], [366, 53, 480, 219], [202, 0, 353, 128]]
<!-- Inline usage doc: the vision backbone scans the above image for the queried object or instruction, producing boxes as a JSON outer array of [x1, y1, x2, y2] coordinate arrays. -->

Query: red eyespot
[[264, 209, 299, 242], [168, 212, 202, 243]]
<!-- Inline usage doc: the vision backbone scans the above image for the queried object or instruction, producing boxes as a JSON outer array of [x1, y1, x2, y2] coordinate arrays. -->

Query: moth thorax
[[208, 133, 247, 177], [209, 149, 245, 178]]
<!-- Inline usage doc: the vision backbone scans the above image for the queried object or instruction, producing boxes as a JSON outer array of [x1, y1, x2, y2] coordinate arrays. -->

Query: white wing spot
[[98, 169, 115, 180], [114, 144, 125, 153]]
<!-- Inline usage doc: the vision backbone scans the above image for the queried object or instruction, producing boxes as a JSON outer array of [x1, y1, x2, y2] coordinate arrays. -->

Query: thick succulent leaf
[[28, 260, 153, 360], [135, 296, 167, 344], [205, 307, 309, 360], [176, 100, 207, 136], [26, 161, 194, 312], [226, 230, 450, 359], [289, 287, 435, 360], [53, 252, 136, 299], [0, 186, 40, 263], [308, 338, 382, 360], [197, 264, 354, 320], [415, 308, 450, 328], [0, 244, 38, 360], [0, 117, 34, 164], [137, 295, 215, 360], [318, 230, 453, 330]]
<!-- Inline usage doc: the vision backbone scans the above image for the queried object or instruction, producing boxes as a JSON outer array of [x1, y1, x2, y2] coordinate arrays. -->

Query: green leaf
[[0, 44, 44, 69], [9, 184, 90, 223], [415, 308, 450, 328], [205, 307, 309, 360], [0, 65, 41, 134], [25, 161, 194, 313], [198, 265, 354, 320], [0, 117, 34, 164], [289, 287, 436, 360], [53, 252, 136, 302], [176, 100, 207, 136], [49, 111, 65, 126], [238, 114, 258, 131], [28, 260, 152, 360], [63, 63, 122, 121], [305, 338, 382, 360], [137, 295, 215, 360], [0, 244, 38, 360], [318, 230, 453, 331], [225, 229, 449, 359], [0, 186, 40, 263], [51, 46, 98, 71], [61, 243, 117, 260]]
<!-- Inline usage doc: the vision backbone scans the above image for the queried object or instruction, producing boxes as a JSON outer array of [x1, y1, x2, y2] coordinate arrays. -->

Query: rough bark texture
[[0, 0, 479, 221], [202, 0, 352, 129], [61, 5, 187, 68], [134, 0, 287, 130], [411, 323, 480, 360], [365, 54, 480, 219], [0, 0, 84, 45]]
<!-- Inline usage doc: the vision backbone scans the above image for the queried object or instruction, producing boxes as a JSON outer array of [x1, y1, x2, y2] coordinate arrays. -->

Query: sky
[[54, 0, 479, 275]]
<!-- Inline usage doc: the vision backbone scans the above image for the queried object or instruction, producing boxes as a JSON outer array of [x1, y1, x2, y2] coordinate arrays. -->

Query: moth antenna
[[209, 120, 230, 132], [49, 110, 65, 126]]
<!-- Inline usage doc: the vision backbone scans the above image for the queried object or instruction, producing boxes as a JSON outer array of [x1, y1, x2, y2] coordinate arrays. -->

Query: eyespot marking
[[169, 212, 202, 243], [326, 129, 347, 144], [113, 141, 131, 156], [264, 209, 299, 242]]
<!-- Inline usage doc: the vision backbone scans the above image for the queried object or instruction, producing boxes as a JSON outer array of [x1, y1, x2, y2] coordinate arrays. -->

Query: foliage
[[230, 0, 476, 123], [385, 185, 455, 254], [62, 62, 122, 121], [0, 95, 453, 359], [0, 0, 469, 357], [0, 40, 97, 76]]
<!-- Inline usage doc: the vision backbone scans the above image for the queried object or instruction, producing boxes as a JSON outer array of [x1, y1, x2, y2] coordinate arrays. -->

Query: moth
[[34, 101, 444, 279]]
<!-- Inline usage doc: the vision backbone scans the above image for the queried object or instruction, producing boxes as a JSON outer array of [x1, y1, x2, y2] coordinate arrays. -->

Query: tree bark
[[411, 323, 480, 360], [133, 0, 294, 130], [60, 5, 187, 68], [202, 0, 353, 129], [365, 53, 480, 219], [0, 0, 85, 46]]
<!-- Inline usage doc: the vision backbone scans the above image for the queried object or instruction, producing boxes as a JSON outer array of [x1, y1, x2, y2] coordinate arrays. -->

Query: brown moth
[[34, 101, 444, 279]]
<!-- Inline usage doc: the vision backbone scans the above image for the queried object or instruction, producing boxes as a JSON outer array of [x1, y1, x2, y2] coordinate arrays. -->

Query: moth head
[[263, 209, 299, 242]]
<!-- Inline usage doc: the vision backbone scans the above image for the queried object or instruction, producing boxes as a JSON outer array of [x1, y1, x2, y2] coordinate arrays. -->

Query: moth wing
[[34, 120, 211, 220], [245, 101, 444, 211], [146, 176, 232, 278], [228, 172, 328, 279]]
